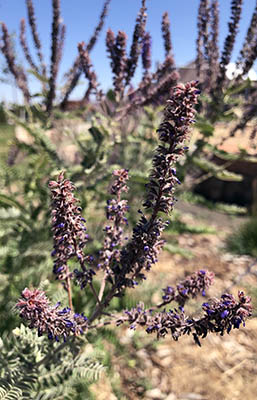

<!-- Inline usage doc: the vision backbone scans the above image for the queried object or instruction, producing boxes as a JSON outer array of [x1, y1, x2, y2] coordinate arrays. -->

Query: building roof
[[178, 60, 257, 82]]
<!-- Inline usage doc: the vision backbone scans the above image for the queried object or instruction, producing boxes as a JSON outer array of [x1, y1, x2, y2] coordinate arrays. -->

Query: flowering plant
[[16, 81, 252, 346]]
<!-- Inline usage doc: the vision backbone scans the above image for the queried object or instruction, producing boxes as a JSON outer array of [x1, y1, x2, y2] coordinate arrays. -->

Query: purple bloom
[[142, 31, 152, 74], [49, 172, 93, 288], [221, 310, 229, 319], [16, 288, 88, 341], [161, 270, 214, 307], [116, 291, 252, 344]]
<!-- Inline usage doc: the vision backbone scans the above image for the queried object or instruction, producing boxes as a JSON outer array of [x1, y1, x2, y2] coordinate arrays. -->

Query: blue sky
[[0, 0, 256, 102]]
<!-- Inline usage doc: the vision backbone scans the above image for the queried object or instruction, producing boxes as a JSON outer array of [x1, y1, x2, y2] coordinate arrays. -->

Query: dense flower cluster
[[16, 80, 253, 345], [25, 0, 46, 76], [125, 0, 147, 86], [1, 23, 30, 102], [105, 0, 148, 96], [98, 169, 129, 275], [129, 55, 178, 108], [142, 31, 152, 76], [207, 0, 219, 90], [117, 210, 167, 286], [196, 0, 209, 80], [196, 0, 220, 91], [160, 269, 215, 307], [57, 25, 66, 68], [46, 0, 63, 114], [106, 29, 128, 94], [236, 1, 257, 78], [61, 0, 111, 109], [20, 18, 39, 73], [86, 0, 112, 53], [145, 81, 200, 212], [161, 12, 172, 57], [16, 288, 88, 341], [216, 0, 243, 89], [78, 42, 100, 101], [109, 168, 129, 196], [49, 172, 94, 289], [116, 291, 252, 345], [112, 82, 200, 292]]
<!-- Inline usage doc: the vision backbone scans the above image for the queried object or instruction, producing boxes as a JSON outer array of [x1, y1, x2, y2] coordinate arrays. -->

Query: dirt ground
[[91, 203, 257, 400]]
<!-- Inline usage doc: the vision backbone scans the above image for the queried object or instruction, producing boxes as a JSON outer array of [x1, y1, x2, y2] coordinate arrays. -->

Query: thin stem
[[89, 282, 101, 304], [65, 270, 73, 311], [35, 338, 73, 368], [191, 159, 236, 187], [88, 320, 112, 329], [88, 288, 116, 323], [99, 271, 108, 301]]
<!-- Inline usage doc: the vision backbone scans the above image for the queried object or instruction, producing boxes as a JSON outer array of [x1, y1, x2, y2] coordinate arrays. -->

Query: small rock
[[166, 394, 177, 400], [145, 388, 166, 399], [157, 347, 172, 358], [180, 393, 205, 400]]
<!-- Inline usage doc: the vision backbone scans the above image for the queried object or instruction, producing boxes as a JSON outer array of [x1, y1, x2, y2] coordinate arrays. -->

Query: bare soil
[[91, 203, 257, 400]]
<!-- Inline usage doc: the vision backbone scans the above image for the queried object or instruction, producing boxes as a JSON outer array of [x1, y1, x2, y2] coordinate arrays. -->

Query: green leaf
[[192, 157, 243, 181], [106, 89, 116, 103], [225, 79, 251, 96], [195, 120, 214, 137], [0, 194, 26, 213], [27, 69, 49, 84], [216, 170, 243, 182], [129, 171, 148, 184], [88, 126, 103, 145]]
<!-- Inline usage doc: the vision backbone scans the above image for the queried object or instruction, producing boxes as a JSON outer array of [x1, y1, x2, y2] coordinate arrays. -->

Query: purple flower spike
[[116, 292, 252, 344], [16, 288, 88, 341], [98, 169, 130, 273], [49, 172, 94, 289], [161, 270, 214, 308]]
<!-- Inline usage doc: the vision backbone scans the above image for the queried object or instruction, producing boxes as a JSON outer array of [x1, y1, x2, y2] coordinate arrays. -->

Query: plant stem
[[89, 282, 101, 304], [65, 268, 73, 311], [99, 271, 108, 301]]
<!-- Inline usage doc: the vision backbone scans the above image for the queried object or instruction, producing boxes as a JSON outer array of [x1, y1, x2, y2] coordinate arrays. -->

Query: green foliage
[[226, 217, 257, 257], [0, 123, 15, 158], [0, 120, 59, 332], [180, 191, 247, 215], [181, 85, 251, 199], [195, 115, 214, 138], [0, 324, 105, 399], [165, 215, 216, 235], [191, 156, 243, 182]]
